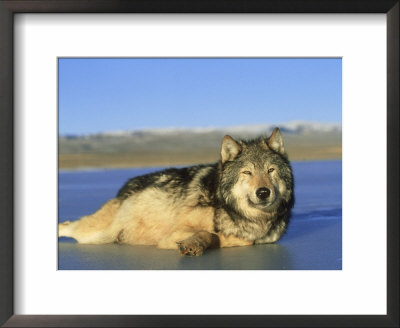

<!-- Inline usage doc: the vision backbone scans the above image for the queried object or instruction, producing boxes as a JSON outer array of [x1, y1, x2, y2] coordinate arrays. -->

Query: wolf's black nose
[[256, 187, 270, 200]]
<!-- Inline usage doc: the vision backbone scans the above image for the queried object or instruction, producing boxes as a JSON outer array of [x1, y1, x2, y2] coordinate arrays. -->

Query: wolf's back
[[116, 164, 219, 202]]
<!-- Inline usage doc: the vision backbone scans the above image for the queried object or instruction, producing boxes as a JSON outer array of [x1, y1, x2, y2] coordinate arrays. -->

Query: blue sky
[[58, 58, 341, 135]]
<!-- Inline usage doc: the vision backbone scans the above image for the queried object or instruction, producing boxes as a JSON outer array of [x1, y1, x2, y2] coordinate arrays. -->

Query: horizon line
[[59, 120, 342, 137]]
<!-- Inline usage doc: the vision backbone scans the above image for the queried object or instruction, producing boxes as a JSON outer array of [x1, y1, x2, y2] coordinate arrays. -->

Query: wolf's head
[[218, 128, 294, 221]]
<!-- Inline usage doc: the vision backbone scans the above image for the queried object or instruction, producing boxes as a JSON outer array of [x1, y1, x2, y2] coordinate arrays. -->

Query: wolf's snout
[[256, 187, 270, 200]]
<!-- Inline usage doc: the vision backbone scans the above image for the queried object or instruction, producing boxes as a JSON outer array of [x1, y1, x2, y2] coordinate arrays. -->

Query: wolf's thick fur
[[58, 128, 294, 256]]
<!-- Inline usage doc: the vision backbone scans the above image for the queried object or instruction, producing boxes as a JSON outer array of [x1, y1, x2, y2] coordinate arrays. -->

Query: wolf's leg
[[58, 198, 121, 244], [217, 234, 254, 248], [175, 231, 220, 256]]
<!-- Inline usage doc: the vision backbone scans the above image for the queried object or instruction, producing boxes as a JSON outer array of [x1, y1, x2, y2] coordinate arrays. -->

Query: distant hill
[[59, 121, 342, 169]]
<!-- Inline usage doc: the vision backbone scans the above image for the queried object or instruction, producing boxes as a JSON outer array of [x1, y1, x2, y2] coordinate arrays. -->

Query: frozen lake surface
[[58, 160, 342, 270]]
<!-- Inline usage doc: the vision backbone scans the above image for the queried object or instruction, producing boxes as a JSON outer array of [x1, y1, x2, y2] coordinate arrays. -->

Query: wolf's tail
[[58, 198, 121, 244], [58, 220, 73, 237]]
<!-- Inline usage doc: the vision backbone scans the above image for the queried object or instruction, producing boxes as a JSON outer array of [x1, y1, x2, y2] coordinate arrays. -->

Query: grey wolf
[[58, 128, 294, 256]]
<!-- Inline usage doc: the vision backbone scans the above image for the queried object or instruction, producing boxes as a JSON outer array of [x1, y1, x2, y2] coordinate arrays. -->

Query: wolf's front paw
[[176, 239, 205, 256]]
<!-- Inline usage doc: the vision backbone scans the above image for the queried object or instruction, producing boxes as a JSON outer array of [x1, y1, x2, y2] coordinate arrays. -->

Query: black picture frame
[[0, 1, 398, 327]]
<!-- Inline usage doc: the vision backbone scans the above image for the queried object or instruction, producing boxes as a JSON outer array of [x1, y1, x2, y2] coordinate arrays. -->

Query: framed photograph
[[1, 1, 398, 327], [57, 56, 343, 271]]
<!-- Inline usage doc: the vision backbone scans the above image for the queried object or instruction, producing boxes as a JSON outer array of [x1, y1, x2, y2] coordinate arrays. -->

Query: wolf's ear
[[267, 128, 286, 157], [221, 135, 242, 163]]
